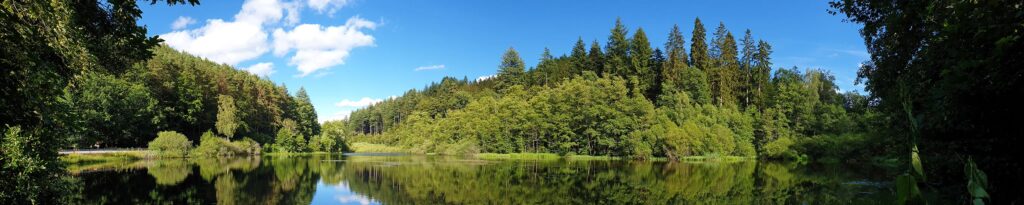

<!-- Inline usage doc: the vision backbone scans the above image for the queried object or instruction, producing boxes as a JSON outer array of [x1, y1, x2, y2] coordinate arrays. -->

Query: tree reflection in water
[[68, 154, 896, 204]]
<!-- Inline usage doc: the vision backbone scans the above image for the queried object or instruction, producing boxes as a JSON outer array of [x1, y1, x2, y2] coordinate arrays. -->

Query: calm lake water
[[69, 154, 898, 204]]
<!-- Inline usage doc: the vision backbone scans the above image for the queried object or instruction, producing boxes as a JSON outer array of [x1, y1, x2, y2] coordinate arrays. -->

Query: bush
[[148, 131, 192, 157], [192, 131, 260, 156]]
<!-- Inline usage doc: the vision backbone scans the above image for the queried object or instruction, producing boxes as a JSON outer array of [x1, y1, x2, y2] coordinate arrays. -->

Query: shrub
[[148, 131, 192, 157], [192, 131, 261, 156], [232, 138, 261, 155]]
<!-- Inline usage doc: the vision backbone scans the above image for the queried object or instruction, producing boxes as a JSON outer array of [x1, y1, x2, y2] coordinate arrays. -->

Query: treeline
[[65, 46, 321, 147], [345, 18, 886, 159]]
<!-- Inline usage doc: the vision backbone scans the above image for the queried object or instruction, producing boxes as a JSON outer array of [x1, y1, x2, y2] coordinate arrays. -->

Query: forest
[[343, 18, 887, 160], [2, 0, 1022, 204]]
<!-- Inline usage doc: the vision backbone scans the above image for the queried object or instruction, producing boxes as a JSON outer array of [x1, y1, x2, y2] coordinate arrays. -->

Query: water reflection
[[68, 154, 897, 204]]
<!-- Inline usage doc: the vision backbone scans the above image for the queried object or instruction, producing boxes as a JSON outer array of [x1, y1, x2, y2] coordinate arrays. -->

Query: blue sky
[[139, 0, 868, 122]]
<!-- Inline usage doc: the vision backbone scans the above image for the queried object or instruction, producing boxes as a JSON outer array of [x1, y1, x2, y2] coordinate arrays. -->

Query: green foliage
[[294, 88, 320, 138], [216, 95, 239, 139], [496, 47, 526, 91], [832, 0, 1023, 202], [343, 18, 876, 162], [273, 120, 306, 153], [148, 131, 192, 158]]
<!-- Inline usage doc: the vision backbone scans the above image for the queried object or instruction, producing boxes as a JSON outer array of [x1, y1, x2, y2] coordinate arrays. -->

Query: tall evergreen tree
[[588, 40, 605, 75], [665, 24, 688, 69], [650, 48, 667, 101], [605, 18, 631, 76], [739, 29, 757, 108], [630, 28, 654, 99], [570, 37, 589, 75], [751, 40, 773, 110], [710, 22, 740, 107], [294, 87, 320, 138], [496, 47, 526, 91], [689, 18, 711, 71]]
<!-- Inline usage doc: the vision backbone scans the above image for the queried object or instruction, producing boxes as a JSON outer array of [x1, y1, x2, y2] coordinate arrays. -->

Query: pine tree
[[497, 47, 526, 91], [588, 40, 605, 75], [570, 37, 589, 75], [689, 18, 710, 71], [630, 28, 654, 99], [752, 40, 773, 110], [605, 18, 630, 77], [739, 29, 757, 108]]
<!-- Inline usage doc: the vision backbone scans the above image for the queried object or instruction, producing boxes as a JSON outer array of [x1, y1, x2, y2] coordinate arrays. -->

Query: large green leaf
[[911, 145, 926, 181]]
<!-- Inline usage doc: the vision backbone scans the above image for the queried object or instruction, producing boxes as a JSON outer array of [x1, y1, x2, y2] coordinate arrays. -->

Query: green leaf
[[911, 145, 926, 181]]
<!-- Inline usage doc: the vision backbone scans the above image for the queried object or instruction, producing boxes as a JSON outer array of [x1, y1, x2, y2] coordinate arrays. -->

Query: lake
[[68, 154, 897, 204]]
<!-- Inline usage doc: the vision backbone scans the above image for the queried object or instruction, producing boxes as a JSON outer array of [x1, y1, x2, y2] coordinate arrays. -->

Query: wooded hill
[[344, 18, 886, 160]]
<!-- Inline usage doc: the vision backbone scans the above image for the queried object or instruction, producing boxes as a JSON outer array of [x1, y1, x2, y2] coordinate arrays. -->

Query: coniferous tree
[[665, 24, 688, 69], [588, 40, 605, 75], [570, 37, 589, 75], [739, 29, 757, 108], [605, 18, 631, 76], [751, 40, 773, 110], [630, 28, 654, 99], [294, 87, 320, 138], [689, 18, 711, 71], [650, 48, 667, 101], [710, 22, 740, 107], [496, 47, 526, 91]]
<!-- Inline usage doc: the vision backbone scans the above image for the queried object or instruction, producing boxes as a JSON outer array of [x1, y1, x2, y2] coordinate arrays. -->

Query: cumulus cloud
[[414, 64, 445, 71], [163, 0, 375, 76], [335, 97, 382, 107], [308, 0, 350, 15], [272, 17, 376, 76], [171, 16, 196, 30], [161, 0, 290, 65], [244, 62, 275, 76]]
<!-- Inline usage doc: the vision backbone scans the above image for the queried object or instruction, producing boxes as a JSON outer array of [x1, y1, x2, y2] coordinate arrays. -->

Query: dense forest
[[2, 0, 1023, 203], [67, 46, 321, 147], [344, 18, 887, 160]]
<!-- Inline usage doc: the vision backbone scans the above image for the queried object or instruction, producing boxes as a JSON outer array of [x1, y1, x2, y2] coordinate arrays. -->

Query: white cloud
[[161, 0, 287, 65], [476, 74, 496, 82], [244, 62, 275, 76], [335, 97, 382, 107], [308, 0, 350, 15], [414, 64, 445, 71], [272, 17, 376, 77], [162, 20, 269, 65], [171, 16, 196, 30]]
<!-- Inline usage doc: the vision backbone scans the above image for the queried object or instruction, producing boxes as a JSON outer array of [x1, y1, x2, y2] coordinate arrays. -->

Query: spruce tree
[[665, 24, 688, 69], [710, 22, 740, 107], [689, 18, 710, 71], [740, 29, 757, 108], [605, 18, 630, 77], [752, 40, 773, 110], [630, 28, 654, 99], [588, 40, 605, 75], [497, 47, 526, 91], [570, 37, 589, 75], [294, 87, 321, 138]]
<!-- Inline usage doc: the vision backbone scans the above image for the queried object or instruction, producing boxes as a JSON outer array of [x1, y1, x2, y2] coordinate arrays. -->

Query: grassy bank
[[349, 142, 406, 153], [60, 151, 149, 164]]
